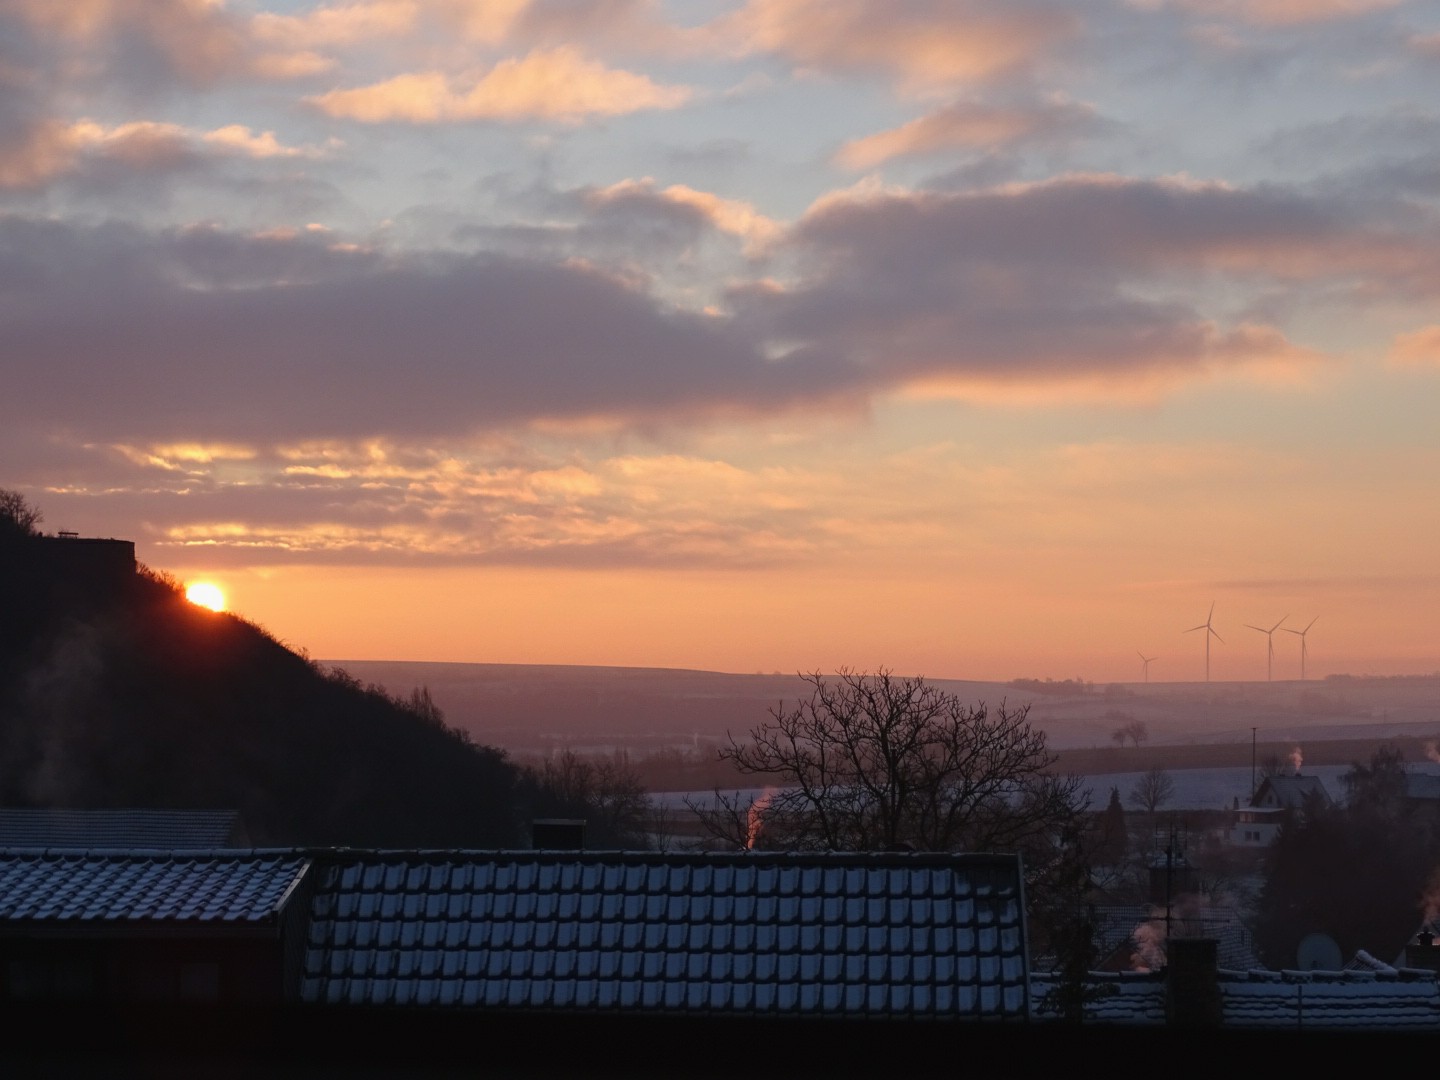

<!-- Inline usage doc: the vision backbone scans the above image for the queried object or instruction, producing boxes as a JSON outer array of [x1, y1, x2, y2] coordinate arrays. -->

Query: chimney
[[1404, 929, 1440, 973], [531, 818, 586, 849], [1166, 938, 1223, 1028]]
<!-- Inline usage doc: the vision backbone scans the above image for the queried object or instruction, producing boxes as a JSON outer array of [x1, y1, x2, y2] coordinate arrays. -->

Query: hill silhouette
[[0, 500, 526, 847]]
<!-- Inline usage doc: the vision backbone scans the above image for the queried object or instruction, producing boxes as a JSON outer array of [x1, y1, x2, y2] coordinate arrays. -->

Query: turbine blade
[[1211, 629, 1225, 643]]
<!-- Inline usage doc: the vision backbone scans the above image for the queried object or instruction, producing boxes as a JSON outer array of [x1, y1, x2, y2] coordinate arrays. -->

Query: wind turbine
[[1138, 652, 1157, 683], [1245, 615, 1288, 682], [1284, 616, 1318, 680], [1185, 602, 1223, 682]]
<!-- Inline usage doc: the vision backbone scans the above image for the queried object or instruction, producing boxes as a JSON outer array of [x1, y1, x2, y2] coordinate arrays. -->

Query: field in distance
[[324, 660, 1440, 765]]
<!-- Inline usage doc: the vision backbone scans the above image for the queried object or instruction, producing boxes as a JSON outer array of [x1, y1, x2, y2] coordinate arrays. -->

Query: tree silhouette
[[1110, 716, 1148, 749], [1129, 766, 1174, 816], [0, 488, 42, 539], [693, 669, 1086, 854], [1253, 746, 1440, 967]]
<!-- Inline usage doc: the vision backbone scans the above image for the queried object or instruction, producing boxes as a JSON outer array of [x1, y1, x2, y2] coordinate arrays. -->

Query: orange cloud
[[895, 322, 1328, 406], [250, 0, 419, 48], [835, 99, 1095, 169], [435, 0, 532, 45], [6, 0, 249, 82], [66, 120, 191, 168], [201, 124, 336, 159], [725, 0, 1076, 90], [250, 49, 336, 79], [1410, 33, 1440, 58], [0, 118, 332, 185], [1128, 0, 1402, 25], [0, 121, 84, 189], [587, 179, 783, 254], [1387, 325, 1440, 368], [310, 46, 692, 123]]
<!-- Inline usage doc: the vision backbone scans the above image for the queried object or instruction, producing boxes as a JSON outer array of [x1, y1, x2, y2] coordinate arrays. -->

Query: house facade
[[1229, 773, 1331, 847]]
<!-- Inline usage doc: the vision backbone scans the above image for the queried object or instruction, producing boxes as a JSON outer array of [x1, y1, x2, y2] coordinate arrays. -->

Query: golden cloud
[[835, 99, 1090, 169], [1132, 0, 1403, 25], [589, 178, 783, 253], [725, 0, 1076, 91], [249, 0, 419, 48], [201, 124, 335, 158], [310, 46, 692, 123], [1387, 325, 1440, 368]]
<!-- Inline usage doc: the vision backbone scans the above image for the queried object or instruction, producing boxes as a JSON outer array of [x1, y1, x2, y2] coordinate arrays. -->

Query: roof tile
[[300, 850, 1029, 1019]]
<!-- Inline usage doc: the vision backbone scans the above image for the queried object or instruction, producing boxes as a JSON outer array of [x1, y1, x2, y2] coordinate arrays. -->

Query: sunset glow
[[185, 582, 227, 613], [4, 2, 1439, 682]]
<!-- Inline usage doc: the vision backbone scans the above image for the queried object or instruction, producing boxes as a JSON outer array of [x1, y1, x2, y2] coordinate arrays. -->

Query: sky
[[3, 0, 1439, 684]]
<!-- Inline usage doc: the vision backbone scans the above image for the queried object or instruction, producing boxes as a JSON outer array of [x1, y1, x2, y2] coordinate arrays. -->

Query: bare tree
[[530, 749, 654, 848], [0, 488, 42, 538], [1109, 716, 1148, 749], [1129, 766, 1174, 816], [689, 669, 1086, 854], [1258, 753, 1286, 781]]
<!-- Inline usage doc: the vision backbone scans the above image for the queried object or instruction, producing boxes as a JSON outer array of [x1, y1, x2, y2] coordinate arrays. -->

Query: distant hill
[[328, 659, 1440, 759], [0, 524, 524, 847]]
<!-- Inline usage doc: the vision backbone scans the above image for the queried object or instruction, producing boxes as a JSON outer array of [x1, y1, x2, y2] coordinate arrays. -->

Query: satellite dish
[[1296, 932, 1342, 971]]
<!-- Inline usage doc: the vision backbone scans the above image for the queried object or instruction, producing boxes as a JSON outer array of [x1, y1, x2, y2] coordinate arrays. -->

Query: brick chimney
[[531, 818, 586, 849], [1404, 928, 1440, 973], [1166, 937, 1223, 1028]]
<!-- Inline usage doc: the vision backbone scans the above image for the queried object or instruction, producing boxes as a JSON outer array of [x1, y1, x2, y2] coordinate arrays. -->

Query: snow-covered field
[[658, 764, 1440, 814]]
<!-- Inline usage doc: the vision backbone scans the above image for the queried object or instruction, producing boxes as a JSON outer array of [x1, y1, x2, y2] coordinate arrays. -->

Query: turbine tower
[[1284, 616, 1319, 680], [1138, 652, 1157, 683], [1245, 615, 1288, 682], [1185, 602, 1223, 682]]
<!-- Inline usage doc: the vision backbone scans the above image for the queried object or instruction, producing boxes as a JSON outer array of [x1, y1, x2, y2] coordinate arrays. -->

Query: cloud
[[6, 172, 1435, 463], [1130, 0, 1404, 26], [0, 217, 836, 446], [309, 45, 692, 123], [33, 436, 851, 570], [721, 0, 1078, 91], [0, 0, 327, 88], [583, 179, 783, 255], [1386, 325, 1440, 368], [1409, 32, 1440, 59], [249, 0, 420, 48], [0, 117, 334, 187], [834, 98, 1101, 169], [733, 173, 1437, 392], [2, 0, 250, 84], [200, 124, 337, 159], [0, 120, 88, 189]]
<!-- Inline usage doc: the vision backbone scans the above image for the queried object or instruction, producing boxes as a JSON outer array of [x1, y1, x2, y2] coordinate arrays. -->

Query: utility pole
[[1251, 726, 1257, 800]]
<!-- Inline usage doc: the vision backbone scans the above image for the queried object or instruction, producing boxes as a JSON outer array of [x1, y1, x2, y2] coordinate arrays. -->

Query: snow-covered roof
[[1252, 774, 1330, 809], [302, 849, 1031, 1019], [0, 849, 310, 924], [1404, 773, 1440, 801], [1221, 968, 1440, 1030], [1032, 966, 1440, 1030], [0, 808, 248, 848]]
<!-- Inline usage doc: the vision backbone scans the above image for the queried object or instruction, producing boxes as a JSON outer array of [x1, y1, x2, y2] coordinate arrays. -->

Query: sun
[[185, 581, 227, 612]]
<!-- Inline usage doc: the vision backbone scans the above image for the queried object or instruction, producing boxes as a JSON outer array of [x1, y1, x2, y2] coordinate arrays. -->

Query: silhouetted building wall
[[26, 535, 136, 607]]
